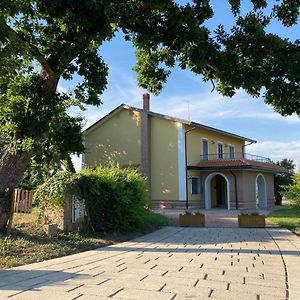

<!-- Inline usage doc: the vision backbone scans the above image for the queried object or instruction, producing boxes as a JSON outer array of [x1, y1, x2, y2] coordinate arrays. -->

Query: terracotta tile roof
[[189, 159, 288, 173]]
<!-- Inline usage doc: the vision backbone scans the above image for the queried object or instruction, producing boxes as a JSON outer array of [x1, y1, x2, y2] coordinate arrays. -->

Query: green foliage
[[140, 212, 169, 230], [79, 167, 149, 232], [18, 154, 76, 190], [194, 211, 204, 216], [0, 210, 167, 268], [35, 166, 150, 232], [0, 230, 109, 268], [267, 205, 300, 233], [283, 172, 300, 211], [274, 159, 295, 205], [184, 211, 204, 216], [33, 171, 79, 207], [0, 1, 299, 214]]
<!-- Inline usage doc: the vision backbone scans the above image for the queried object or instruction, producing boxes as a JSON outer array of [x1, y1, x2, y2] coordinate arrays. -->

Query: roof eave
[[190, 122, 256, 143], [83, 103, 256, 143], [83, 104, 126, 135], [188, 165, 288, 173]]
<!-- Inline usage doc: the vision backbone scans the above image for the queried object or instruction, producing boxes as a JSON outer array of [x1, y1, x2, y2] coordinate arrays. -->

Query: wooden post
[[21, 189, 25, 212]]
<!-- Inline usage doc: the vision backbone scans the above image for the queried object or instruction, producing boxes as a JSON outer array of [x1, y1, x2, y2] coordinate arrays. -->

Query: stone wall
[[41, 196, 86, 233]]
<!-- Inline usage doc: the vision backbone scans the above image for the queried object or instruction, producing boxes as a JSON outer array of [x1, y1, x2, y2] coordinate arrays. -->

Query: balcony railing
[[200, 152, 272, 163]]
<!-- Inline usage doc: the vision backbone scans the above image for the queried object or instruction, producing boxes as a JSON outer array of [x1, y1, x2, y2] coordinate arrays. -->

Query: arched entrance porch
[[204, 172, 231, 210]]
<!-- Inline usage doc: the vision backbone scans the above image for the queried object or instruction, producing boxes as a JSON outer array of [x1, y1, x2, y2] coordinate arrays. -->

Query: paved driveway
[[0, 227, 299, 300]]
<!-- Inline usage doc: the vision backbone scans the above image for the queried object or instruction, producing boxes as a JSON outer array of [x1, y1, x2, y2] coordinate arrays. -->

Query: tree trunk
[[0, 69, 59, 232], [0, 149, 32, 231]]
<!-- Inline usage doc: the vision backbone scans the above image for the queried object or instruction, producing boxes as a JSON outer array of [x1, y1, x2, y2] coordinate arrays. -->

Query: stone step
[[151, 200, 201, 210]]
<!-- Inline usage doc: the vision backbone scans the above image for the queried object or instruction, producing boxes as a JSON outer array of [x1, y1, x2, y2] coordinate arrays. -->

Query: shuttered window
[[191, 177, 200, 195]]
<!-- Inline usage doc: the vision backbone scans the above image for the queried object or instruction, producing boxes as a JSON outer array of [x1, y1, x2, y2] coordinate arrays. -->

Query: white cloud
[[248, 140, 300, 170], [239, 111, 300, 123], [71, 154, 82, 172], [57, 83, 68, 94], [151, 89, 300, 125], [63, 67, 300, 172]]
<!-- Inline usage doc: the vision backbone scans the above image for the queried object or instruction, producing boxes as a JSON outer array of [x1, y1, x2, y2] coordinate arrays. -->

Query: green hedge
[[34, 166, 150, 232]]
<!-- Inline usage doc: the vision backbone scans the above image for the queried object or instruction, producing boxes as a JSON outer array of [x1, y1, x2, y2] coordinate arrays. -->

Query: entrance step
[[151, 200, 201, 210]]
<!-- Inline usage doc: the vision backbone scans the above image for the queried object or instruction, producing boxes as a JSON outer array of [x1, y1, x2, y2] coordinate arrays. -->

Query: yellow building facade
[[84, 96, 285, 210]]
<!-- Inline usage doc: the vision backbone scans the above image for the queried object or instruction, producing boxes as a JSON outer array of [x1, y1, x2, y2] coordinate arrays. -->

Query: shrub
[[284, 172, 300, 211], [274, 159, 295, 205], [240, 212, 262, 216], [33, 172, 79, 207], [34, 166, 150, 232]]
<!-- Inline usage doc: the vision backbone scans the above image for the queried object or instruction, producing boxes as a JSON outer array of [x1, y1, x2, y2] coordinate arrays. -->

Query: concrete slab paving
[[0, 226, 299, 299]]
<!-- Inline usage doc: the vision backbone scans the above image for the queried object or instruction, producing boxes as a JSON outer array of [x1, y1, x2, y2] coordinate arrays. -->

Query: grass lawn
[[0, 211, 168, 269], [267, 204, 300, 236]]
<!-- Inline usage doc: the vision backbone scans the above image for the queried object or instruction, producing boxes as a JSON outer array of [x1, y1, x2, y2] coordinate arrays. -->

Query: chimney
[[143, 93, 150, 111], [140, 93, 151, 194]]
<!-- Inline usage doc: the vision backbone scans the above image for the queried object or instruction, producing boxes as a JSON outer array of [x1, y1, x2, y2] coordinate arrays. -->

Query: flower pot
[[238, 215, 265, 228], [179, 214, 205, 227]]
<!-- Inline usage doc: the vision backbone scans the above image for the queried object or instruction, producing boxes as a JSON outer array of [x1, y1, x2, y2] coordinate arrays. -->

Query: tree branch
[[3, 22, 55, 78], [210, 79, 216, 92], [206, 60, 219, 72]]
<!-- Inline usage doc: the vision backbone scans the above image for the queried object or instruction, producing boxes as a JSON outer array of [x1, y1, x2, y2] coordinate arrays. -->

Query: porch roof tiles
[[188, 159, 288, 173]]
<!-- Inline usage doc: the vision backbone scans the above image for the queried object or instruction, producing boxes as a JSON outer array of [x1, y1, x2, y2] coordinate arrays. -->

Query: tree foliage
[[274, 158, 295, 205], [284, 172, 300, 211], [34, 167, 150, 232], [0, 0, 299, 230]]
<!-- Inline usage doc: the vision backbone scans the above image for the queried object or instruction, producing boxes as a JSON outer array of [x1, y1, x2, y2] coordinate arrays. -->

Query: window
[[217, 143, 223, 159], [191, 177, 200, 195], [229, 145, 235, 159], [202, 139, 208, 160]]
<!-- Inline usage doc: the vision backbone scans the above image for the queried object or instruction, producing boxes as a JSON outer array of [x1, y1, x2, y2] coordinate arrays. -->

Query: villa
[[83, 94, 286, 210]]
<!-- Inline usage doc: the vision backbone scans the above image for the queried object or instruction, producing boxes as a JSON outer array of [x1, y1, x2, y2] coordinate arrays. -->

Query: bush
[[284, 172, 300, 211], [34, 166, 150, 232], [33, 172, 79, 207], [274, 159, 295, 205]]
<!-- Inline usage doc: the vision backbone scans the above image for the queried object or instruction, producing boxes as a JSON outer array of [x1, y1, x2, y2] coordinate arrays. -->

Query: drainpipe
[[185, 127, 195, 210], [230, 170, 238, 210], [242, 141, 255, 159]]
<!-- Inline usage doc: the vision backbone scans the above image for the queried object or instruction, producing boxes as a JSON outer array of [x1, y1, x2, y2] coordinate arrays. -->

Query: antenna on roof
[[187, 100, 190, 121]]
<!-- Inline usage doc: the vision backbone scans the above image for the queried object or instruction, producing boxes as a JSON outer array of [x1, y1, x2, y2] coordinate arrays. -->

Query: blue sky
[[62, 1, 300, 170]]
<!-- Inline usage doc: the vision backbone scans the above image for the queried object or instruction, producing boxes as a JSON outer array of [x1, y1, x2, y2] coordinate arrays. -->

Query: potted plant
[[179, 211, 205, 227], [238, 212, 265, 228]]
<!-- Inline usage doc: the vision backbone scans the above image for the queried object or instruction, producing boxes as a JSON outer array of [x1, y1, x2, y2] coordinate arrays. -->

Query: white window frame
[[228, 144, 235, 159], [217, 142, 224, 159], [201, 138, 209, 160], [191, 176, 201, 195]]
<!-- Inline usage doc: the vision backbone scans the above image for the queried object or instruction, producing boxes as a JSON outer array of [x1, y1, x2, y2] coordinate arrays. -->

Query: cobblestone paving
[[0, 227, 299, 300]]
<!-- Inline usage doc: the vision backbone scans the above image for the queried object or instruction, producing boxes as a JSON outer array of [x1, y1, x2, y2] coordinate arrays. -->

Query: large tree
[[0, 0, 299, 230], [274, 158, 295, 205]]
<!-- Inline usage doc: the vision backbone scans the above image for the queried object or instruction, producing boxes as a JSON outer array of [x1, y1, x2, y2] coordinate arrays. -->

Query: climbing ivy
[[34, 166, 150, 232]]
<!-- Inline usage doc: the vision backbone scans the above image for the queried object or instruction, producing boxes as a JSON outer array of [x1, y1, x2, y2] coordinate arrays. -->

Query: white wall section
[[177, 124, 186, 201]]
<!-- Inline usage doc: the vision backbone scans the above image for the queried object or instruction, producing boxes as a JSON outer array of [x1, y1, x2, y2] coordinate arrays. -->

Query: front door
[[216, 175, 226, 207]]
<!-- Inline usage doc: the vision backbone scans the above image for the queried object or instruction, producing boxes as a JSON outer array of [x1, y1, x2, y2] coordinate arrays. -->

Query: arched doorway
[[204, 173, 230, 210], [256, 174, 267, 209]]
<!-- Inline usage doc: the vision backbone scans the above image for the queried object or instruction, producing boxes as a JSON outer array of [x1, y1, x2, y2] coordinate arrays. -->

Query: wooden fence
[[13, 188, 33, 213]]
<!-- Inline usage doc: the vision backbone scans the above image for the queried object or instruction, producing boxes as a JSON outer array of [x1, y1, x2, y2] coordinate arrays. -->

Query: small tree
[[274, 159, 295, 205], [283, 172, 300, 211]]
